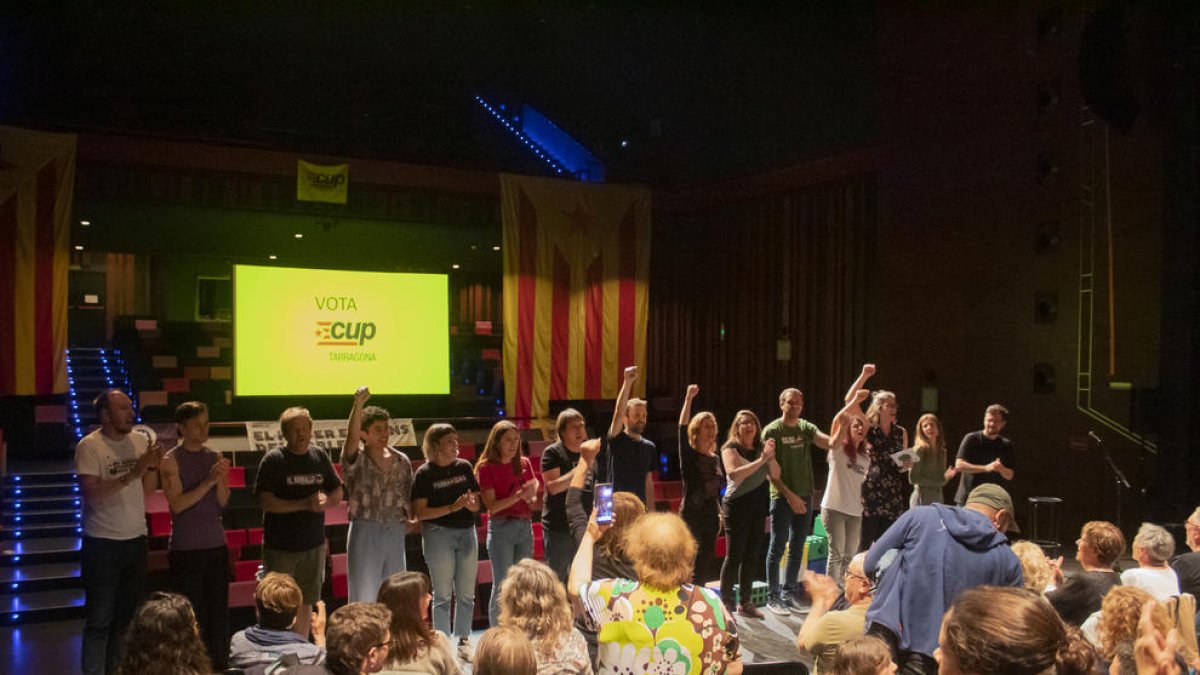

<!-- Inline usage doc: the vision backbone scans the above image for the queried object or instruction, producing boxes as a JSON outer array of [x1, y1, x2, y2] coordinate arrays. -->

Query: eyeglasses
[[844, 570, 870, 583]]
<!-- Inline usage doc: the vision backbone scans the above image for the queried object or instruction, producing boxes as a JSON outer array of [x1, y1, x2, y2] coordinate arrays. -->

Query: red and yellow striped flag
[[501, 174, 651, 420], [0, 126, 75, 395]]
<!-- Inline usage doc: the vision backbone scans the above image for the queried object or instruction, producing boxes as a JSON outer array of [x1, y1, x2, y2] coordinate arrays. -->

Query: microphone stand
[[1094, 435, 1132, 530]]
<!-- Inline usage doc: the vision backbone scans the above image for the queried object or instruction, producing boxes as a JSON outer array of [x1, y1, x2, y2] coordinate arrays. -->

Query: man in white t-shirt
[[76, 389, 162, 675]]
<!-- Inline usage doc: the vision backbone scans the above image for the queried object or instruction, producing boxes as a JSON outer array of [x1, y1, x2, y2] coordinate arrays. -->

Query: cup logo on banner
[[297, 160, 349, 204]]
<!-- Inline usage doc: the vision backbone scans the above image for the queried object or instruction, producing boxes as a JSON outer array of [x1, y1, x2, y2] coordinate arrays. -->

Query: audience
[[474, 626, 538, 675], [229, 572, 326, 671], [498, 559, 593, 675], [1095, 586, 1176, 675], [375, 571, 460, 675], [1011, 540, 1057, 594], [827, 636, 895, 675], [935, 586, 1096, 675], [1122, 523, 1181, 602], [566, 439, 644, 581], [571, 511, 742, 675], [1047, 520, 1125, 626], [1171, 507, 1200, 598], [863, 483, 1023, 675], [797, 553, 874, 675], [286, 602, 394, 675], [116, 591, 211, 675]]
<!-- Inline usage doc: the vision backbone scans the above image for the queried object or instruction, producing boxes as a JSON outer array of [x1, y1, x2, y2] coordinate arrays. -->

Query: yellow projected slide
[[234, 265, 449, 396]]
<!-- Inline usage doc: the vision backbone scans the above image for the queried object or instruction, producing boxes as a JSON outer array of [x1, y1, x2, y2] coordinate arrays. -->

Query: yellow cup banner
[[297, 160, 349, 204]]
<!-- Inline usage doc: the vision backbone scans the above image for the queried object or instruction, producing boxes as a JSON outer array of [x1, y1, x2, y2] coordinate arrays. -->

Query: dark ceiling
[[1, 3, 878, 186]]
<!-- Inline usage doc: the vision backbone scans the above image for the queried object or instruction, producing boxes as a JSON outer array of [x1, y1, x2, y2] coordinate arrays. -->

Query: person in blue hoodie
[[863, 483, 1023, 675]]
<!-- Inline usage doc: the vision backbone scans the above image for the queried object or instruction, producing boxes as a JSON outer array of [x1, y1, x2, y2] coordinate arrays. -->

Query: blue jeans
[[486, 518, 533, 624], [82, 535, 148, 675], [543, 527, 576, 583], [422, 523, 478, 640], [347, 519, 408, 603], [766, 494, 814, 596]]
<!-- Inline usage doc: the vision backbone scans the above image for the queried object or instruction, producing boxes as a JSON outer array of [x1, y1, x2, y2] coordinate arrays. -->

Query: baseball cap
[[966, 483, 1021, 533]]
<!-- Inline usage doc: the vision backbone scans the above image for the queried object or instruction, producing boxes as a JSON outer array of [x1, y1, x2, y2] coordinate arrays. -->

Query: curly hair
[[941, 586, 1096, 675], [827, 635, 891, 675], [360, 405, 390, 431], [376, 571, 436, 665], [498, 559, 574, 657], [1098, 586, 1171, 662], [116, 592, 210, 675], [596, 491, 646, 562], [1011, 540, 1054, 593], [476, 420, 523, 477], [624, 512, 698, 590]]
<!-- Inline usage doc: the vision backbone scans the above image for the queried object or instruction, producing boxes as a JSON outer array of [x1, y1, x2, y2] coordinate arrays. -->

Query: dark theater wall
[[870, 3, 1177, 541]]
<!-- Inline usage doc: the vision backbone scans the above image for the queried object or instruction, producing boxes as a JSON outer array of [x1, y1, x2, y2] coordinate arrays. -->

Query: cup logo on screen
[[314, 295, 378, 361]]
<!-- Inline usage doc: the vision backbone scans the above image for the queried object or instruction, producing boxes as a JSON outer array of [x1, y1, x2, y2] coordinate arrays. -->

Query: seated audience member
[[826, 636, 896, 675], [570, 511, 742, 675], [1011, 540, 1057, 594], [935, 586, 1096, 675], [1122, 523, 1181, 602], [116, 592, 211, 675], [1171, 508, 1200, 597], [229, 572, 326, 671], [566, 439, 645, 580], [375, 571, 460, 675], [1134, 599, 1189, 675], [1047, 520, 1126, 626], [797, 553, 874, 675], [863, 484, 1023, 674], [285, 602, 394, 675], [474, 626, 538, 675], [499, 559, 593, 675], [1094, 586, 1178, 675]]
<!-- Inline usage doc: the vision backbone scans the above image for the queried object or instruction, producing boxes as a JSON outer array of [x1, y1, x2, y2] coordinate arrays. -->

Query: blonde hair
[[474, 626, 537, 675], [912, 413, 945, 461], [476, 420, 522, 477], [865, 391, 896, 427], [1098, 586, 1171, 662], [421, 423, 457, 462], [725, 410, 763, 446], [596, 492, 646, 562], [686, 411, 718, 449], [827, 635, 892, 675], [624, 512, 697, 590], [498, 560, 573, 657], [1011, 541, 1054, 593]]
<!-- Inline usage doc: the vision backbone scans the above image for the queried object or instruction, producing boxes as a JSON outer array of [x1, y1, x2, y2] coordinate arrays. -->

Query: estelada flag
[[500, 174, 651, 420], [0, 126, 75, 395]]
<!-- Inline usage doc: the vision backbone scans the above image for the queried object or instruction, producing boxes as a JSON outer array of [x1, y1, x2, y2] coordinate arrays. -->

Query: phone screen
[[595, 483, 614, 524]]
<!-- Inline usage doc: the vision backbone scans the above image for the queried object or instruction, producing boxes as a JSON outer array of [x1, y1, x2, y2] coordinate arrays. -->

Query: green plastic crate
[[805, 534, 828, 560], [706, 580, 769, 607]]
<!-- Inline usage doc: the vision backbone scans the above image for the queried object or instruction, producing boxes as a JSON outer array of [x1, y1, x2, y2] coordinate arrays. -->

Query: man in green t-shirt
[[762, 386, 832, 614]]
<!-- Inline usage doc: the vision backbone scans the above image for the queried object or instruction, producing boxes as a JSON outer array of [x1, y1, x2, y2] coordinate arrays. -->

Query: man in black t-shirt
[[255, 406, 343, 640], [954, 404, 1015, 506], [595, 366, 658, 508], [541, 408, 592, 582]]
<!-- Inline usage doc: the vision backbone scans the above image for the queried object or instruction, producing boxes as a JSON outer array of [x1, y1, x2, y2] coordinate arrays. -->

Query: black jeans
[[719, 494, 768, 606], [170, 545, 230, 669], [868, 623, 938, 675], [82, 535, 148, 675], [859, 514, 897, 553], [682, 504, 720, 585]]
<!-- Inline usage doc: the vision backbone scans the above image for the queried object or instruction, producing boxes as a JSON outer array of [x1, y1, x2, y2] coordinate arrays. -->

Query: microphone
[[1088, 431, 1104, 446]]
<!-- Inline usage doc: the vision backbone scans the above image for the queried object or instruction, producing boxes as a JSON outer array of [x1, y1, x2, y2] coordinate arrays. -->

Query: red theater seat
[[148, 511, 172, 538], [716, 536, 727, 557], [229, 580, 258, 608], [477, 560, 492, 585], [234, 559, 261, 582], [324, 502, 349, 526], [144, 491, 169, 514], [458, 443, 476, 461], [225, 529, 248, 550], [246, 528, 264, 545], [226, 466, 246, 488], [331, 553, 348, 599]]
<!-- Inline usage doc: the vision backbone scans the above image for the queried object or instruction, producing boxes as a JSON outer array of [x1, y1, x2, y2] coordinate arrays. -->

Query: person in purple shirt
[[160, 401, 231, 669]]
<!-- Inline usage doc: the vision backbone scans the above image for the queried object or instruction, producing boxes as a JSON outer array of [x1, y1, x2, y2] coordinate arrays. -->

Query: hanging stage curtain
[[500, 174, 651, 420], [0, 126, 75, 396]]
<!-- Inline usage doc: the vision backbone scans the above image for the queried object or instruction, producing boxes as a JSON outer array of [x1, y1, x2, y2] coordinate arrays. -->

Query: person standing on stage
[[907, 413, 956, 507], [255, 406, 343, 641], [596, 366, 658, 507], [822, 389, 872, 585], [541, 408, 590, 583], [76, 388, 162, 675], [953, 404, 1015, 506], [720, 409, 778, 618], [677, 384, 722, 584], [159, 401, 230, 669], [860, 390, 911, 551], [762, 383, 837, 615], [476, 419, 541, 626], [340, 386, 415, 603]]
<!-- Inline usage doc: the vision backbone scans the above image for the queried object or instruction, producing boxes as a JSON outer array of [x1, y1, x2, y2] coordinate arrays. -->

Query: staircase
[[0, 470, 84, 625], [66, 348, 136, 441]]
